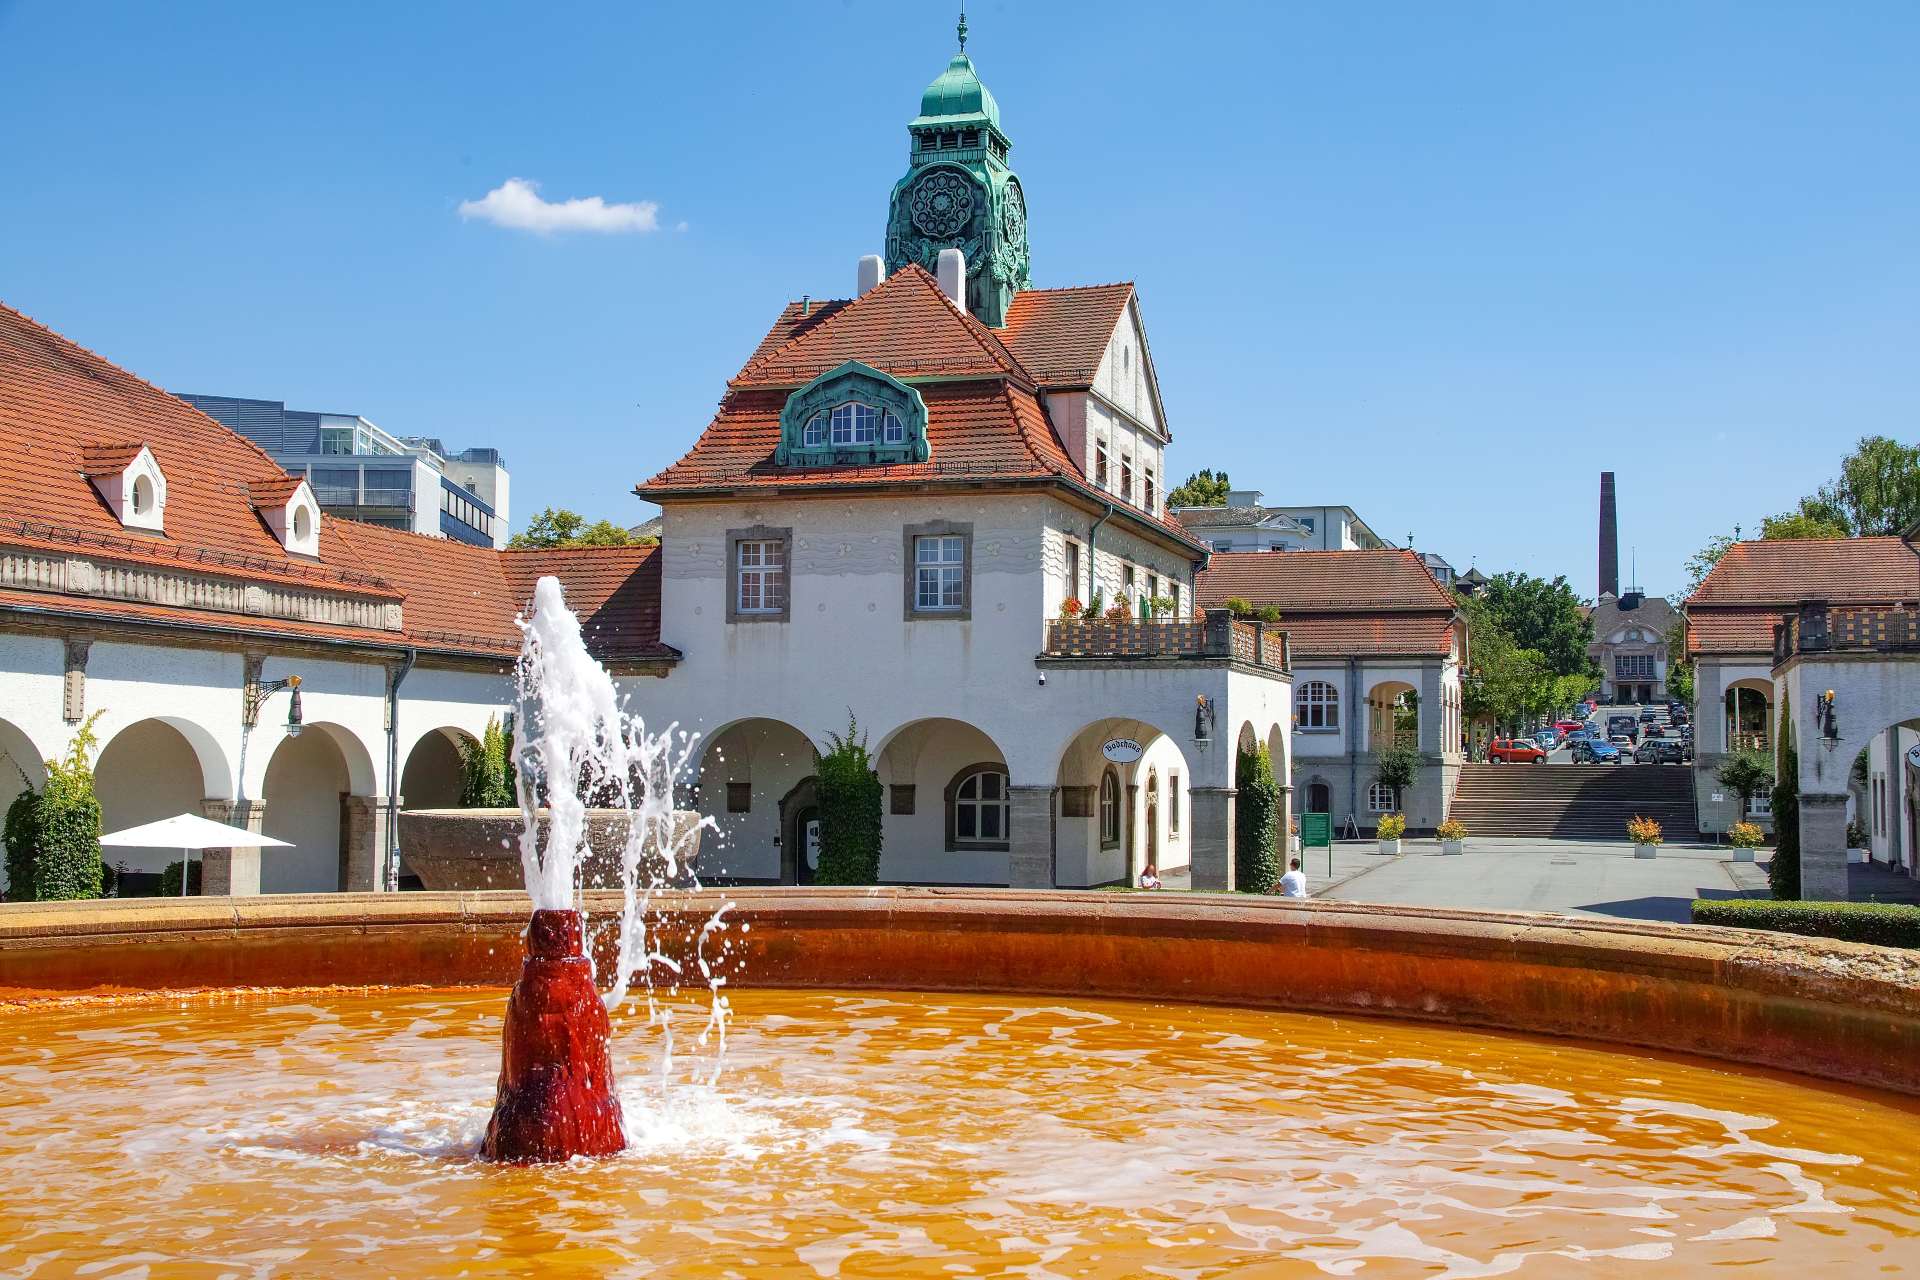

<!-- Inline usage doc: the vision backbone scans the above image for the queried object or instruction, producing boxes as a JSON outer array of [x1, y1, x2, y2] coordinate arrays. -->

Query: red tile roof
[[0, 587, 411, 650], [0, 300, 397, 599], [502, 544, 674, 662], [1685, 609, 1779, 657], [245, 475, 306, 509], [731, 266, 1026, 389], [998, 283, 1133, 388], [1195, 550, 1461, 658], [1688, 537, 1920, 607]]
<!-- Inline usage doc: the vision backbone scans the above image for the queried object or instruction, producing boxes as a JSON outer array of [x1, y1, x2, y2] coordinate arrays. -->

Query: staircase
[[1448, 763, 1698, 841]]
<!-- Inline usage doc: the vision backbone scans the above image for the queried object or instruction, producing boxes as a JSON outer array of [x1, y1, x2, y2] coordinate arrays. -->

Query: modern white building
[[1174, 491, 1392, 553]]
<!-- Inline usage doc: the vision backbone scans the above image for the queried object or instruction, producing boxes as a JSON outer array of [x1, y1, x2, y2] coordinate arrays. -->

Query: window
[[1747, 789, 1772, 819], [727, 526, 792, 622], [882, 411, 905, 444], [1099, 769, 1121, 848], [915, 535, 965, 611], [1065, 541, 1081, 604], [1122, 565, 1136, 604], [890, 785, 916, 816], [904, 521, 971, 619], [830, 402, 881, 446], [1120, 456, 1134, 501], [1147, 573, 1158, 603], [803, 411, 827, 447], [1143, 467, 1155, 513], [1616, 654, 1655, 680], [319, 426, 354, 455], [1095, 441, 1110, 489], [949, 765, 1010, 850], [130, 474, 155, 516], [1170, 583, 1180, 617], [1169, 772, 1181, 834], [1368, 782, 1395, 812], [1297, 680, 1340, 730]]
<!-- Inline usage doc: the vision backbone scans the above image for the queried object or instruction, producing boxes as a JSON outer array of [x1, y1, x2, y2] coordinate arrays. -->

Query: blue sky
[[2, 1, 1915, 598]]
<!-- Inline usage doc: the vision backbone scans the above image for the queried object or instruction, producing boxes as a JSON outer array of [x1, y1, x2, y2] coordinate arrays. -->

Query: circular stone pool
[[3, 986, 1916, 1276]]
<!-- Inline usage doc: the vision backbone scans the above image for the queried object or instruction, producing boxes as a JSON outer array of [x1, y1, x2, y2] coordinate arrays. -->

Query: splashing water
[[513, 576, 728, 1051]]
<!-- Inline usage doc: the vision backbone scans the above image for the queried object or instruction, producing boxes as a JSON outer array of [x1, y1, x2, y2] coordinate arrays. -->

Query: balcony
[[1774, 602, 1920, 665], [1041, 609, 1291, 674]]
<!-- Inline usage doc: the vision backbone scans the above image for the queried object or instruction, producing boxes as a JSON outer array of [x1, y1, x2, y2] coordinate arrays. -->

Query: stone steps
[[1449, 763, 1696, 841]]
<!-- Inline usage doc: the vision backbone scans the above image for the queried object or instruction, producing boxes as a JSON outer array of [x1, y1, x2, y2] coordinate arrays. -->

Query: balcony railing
[[1042, 609, 1290, 673], [1775, 602, 1920, 665]]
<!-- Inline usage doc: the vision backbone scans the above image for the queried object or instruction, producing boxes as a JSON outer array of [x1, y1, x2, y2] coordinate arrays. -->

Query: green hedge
[[1691, 898, 1920, 949], [1234, 744, 1280, 893], [814, 715, 883, 885]]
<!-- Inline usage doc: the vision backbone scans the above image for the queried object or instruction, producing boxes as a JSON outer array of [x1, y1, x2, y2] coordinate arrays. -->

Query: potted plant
[[1727, 820, 1764, 863], [1627, 814, 1662, 859], [1147, 594, 1177, 619], [1376, 812, 1406, 855], [1846, 819, 1871, 864], [1289, 814, 1301, 855], [1058, 596, 1084, 624], [1436, 818, 1467, 855], [1103, 598, 1132, 623]]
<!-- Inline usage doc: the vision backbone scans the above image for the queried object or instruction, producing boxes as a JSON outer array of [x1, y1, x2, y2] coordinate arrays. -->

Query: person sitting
[[1278, 857, 1308, 899], [1138, 862, 1162, 890]]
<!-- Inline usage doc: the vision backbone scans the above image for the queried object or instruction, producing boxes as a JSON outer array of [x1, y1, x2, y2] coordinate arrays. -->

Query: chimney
[[936, 248, 966, 308], [1598, 471, 1619, 599], [857, 254, 885, 297]]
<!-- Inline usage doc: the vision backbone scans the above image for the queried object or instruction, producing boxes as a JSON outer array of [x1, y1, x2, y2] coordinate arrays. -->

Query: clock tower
[[885, 13, 1030, 327]]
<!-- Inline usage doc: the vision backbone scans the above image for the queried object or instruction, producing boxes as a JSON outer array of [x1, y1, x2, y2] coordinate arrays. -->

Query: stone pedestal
[[1188, 787, 1237, 892], [1007, 786, 1056, 889], [341, 795, 389, 892], [1798, 792, 1851, 901], [200, 798, 264, 896]]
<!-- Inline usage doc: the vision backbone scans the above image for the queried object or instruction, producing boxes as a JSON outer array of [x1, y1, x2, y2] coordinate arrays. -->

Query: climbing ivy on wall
[[1769, 691, 1800, 900], [1235, 744, 1281, 894], [815, 714, 883, 885], [3, 714, 106, 902]]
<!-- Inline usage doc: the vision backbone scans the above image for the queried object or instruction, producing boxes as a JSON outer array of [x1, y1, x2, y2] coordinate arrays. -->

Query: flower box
[[1634, 842, 1658, 859], [1378, 838, 1401, 855], [1442, 838, 1464, 855]]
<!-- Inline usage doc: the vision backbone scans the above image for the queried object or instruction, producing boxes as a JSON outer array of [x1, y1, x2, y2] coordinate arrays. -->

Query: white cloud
[[458, 178, 660, 235]]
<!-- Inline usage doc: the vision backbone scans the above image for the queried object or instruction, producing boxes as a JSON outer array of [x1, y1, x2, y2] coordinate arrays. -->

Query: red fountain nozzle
[[480, 909, 627, 1162]]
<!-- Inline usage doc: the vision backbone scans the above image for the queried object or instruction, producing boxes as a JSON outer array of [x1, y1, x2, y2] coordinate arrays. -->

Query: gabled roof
[[503, 544, 674, 663], [0, 299, 395, 599], [245, 475, 307, 508], [1173, 504, 1311, 533], [1195, 550, 1461, 660], [730, 265, 1026, 389], [998, 284, 1133, 387], [1688, 537, 1920, 607]]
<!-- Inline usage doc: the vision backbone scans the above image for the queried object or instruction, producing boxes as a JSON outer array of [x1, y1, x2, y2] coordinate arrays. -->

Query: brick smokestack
[[1598, 471, 1619, 598]]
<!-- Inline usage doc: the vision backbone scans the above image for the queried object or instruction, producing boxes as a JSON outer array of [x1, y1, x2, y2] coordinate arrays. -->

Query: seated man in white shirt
[[1278, 857, 1308, 899]]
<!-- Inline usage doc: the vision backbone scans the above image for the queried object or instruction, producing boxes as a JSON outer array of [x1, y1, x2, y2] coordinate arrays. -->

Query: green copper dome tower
[[885, 11, 1030, 327]]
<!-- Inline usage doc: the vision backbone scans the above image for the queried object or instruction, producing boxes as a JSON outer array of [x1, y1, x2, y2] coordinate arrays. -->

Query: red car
[[1488, 738, 1547, 764], [1553, 720, 1583, 737]]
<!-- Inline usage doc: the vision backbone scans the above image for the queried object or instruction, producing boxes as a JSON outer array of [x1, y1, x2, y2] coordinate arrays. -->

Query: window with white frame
[[1747, 789, 1772, 818], [1169, 772, 1181, 834], [1368, 782, 1395, 812], [1099, 769, 1121, 847], [915, 534, 965, 611], [735, 539, 786, 615], [949, 766, 1009, 848], [1095, 441, 1110, 489], [1143, 467, 1156, 513], [1297, 680, 1340, 729], [1120, 455, 1134, 501], [1064, 540, 1081, 604]]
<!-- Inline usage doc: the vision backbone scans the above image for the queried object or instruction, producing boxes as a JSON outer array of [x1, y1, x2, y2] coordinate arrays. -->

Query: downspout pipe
[[384, 646, 417, 892], [1086, 501, 1116, 605], [1347, 656, 1361, 825]]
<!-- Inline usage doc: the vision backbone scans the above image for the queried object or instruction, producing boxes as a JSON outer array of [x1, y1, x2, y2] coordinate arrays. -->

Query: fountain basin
[[2, 889, 1917, 1097], [397, 808, 703, 891]]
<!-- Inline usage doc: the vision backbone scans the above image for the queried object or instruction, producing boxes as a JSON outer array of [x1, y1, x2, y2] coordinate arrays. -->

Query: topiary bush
[[159, 858, 204, 897], [1234, 744, 1280, 893], [459, 715, 517, 808], [814, 714, 883, 885], [32, 715, 105, 901], [1691, 898, 1920, 949], [1769, 691, 1800, 900], [1374, 744, 1420, 812]]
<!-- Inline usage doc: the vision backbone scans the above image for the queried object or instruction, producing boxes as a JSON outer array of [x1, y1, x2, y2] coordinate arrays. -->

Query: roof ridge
[[891, 265, 1030, 383], [0, 299, 298, 485], [731, 268, 932, 385], [999, 382, 1069, 477]]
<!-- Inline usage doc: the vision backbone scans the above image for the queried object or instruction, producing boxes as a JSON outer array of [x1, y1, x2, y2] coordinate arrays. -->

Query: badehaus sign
[[1102, 738, 1145, 764]]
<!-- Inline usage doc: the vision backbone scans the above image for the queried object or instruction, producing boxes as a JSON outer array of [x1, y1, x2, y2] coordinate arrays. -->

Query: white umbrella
[[101, 813, 292, 898]]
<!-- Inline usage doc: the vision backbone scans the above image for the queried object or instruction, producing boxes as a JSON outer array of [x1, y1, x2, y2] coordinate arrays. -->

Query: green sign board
[[1301, 812, 1332, 849]]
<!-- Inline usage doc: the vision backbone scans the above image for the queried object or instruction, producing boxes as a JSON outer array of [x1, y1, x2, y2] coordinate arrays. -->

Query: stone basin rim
[[1, 889, 1916, 1098]]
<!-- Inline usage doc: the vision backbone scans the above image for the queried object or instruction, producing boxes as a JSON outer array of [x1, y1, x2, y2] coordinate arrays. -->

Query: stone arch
[[1053, 717, 1194, 888], [692, 717, 819, 884], [1725, 677, 1775, 754], [259, 721, 378, 893], [92, 717, 233, 887], [0, 716, 51, 793], [873, 717, 1012, 885], [401, 725, 479, 811], [1364, 680, 1420, 751]]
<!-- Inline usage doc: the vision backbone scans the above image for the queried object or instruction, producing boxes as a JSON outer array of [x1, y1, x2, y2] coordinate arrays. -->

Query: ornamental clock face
[[909, 170, 977, 239], [1001, 181, 1026, 243]]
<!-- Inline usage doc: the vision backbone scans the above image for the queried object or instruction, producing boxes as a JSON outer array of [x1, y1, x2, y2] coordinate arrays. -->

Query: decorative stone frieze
[[62, 635, 91, 723]]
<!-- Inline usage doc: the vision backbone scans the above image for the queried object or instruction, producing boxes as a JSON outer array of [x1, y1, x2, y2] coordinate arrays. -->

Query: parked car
[[1488, 738, 1547, 764], [1579, 739, 1623, 764], [1535, 729, 1560, 750], [1607, 715, 1640, 743], [1638, 706, 1659, 723], [1635, 738, 1684, 764], [1554, 720, 1584, 737]]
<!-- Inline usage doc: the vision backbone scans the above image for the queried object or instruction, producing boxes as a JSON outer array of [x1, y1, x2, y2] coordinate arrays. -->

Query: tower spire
[[957, 6, 968, 51]]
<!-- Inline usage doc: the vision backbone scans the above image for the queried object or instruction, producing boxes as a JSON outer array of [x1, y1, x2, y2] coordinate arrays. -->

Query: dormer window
[[82, 442, 167, 534], [248, 476, 323, 557], [775, 361, 930, 468]]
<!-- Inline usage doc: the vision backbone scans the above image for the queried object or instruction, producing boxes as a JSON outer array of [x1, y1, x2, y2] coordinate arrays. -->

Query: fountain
[[479, 576, 711, 1162]]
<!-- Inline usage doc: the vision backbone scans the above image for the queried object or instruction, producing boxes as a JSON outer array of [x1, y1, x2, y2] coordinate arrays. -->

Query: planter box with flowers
[[1727, 820, 1765, 863], [1628, 814, 1662, 859], [1376, 812, 1406, 855], [1436, 819, 1467, 855]]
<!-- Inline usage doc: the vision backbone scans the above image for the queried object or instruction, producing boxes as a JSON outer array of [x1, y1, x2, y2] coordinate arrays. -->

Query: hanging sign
[[1101, 738, 1144, 764]]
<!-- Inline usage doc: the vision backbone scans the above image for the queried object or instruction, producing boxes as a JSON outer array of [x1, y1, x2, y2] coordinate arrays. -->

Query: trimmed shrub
[[459, 715, 517, 808], [1627, 814, 1663, 846], [6, 715, 106, 903], [1715, 749, 1773, 815], [1373, 745, 1420, 811], [1254, 604, 1282, 624], [1436, 819, 1467, 841], [3, 780, 36, 901], [1691, 898, 1920, 949], [1377, 813, 1407, 840], [1769, 690, 1800, 900], [814, 715, 883, 885], [1727, 821, 1765, 850], [1234, 744, 1280, 893], [159, 859, 204, 897], [1223, 597, 1253, 618]]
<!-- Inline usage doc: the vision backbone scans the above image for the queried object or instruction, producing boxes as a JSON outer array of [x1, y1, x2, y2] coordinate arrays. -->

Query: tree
[[1476, 572, 1595, 678], [1167, 469, 1232, 508], [1459, 597, 1557, 733], [1373, 745, 1421, 812], [1234, 744, 1280, 893], [1663, 617, 1695, 706], [1832, 436, 1920, 536], [1769, 690, 1799, 900], [1760, 499, 1849, 542], [1716, 749, 1773, 816], [459, 716, 516, 808], [1685, 532, 1737, 595], [814, 714, 883, 885], [509, 507, 647, 549]]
